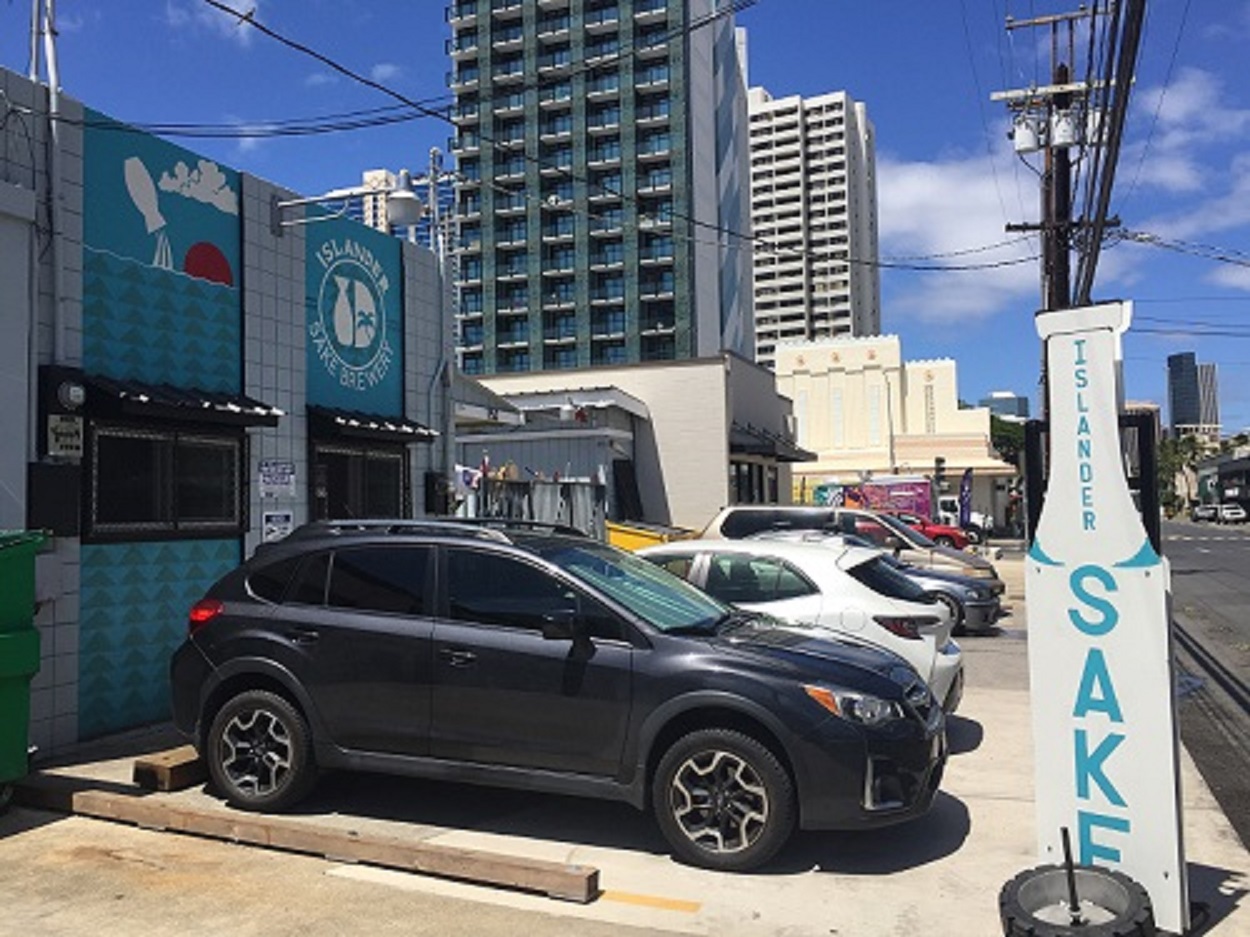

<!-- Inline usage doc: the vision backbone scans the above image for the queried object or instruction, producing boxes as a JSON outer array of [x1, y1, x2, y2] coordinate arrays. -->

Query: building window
[[311, 443, 408, 521], [924, 384, 936, 435], [89, 424, 244, 539], [830, 388, 844, 448]]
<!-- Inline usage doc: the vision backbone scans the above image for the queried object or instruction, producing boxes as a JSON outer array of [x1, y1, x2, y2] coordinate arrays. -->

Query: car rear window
[[845, 556, 931, 603], [719, 509, 836, 539]]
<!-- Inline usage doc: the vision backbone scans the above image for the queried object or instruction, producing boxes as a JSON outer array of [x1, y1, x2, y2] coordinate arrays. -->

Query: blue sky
[[3, 1, 1248, 429]]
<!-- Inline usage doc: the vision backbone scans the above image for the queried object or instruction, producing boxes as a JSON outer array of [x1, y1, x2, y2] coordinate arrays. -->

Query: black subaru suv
[[170, 520, 946, 871]]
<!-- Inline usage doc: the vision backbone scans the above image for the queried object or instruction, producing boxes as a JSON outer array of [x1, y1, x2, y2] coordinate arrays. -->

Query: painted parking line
[[600, 890, 702, 913]]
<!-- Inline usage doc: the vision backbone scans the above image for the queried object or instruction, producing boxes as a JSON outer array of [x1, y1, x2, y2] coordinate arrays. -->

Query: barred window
[[90, 424, 243, 539]]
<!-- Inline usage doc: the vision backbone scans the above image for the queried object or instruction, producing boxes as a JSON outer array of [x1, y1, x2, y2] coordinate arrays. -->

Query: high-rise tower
[[445, 0, 753, 375], [1167, 351, 1220, 439], [747, 87, 880, 369]]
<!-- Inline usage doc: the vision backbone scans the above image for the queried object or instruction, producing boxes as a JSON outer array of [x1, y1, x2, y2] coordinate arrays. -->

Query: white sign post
[[1027, 301, 1188, 934]]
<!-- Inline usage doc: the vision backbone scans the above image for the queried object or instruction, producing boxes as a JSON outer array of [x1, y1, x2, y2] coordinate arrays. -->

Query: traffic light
[[934, 457, 947, 493]]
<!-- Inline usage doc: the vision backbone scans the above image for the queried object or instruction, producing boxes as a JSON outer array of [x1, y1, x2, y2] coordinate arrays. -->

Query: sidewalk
[[0, 554, 1247, 936]]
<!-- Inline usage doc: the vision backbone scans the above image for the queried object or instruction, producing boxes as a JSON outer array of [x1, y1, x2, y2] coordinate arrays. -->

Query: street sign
[[1026, 301, 1188, 934]]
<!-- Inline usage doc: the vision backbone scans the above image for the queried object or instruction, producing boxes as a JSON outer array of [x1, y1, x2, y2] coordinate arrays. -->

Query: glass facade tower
[[445, 0, 753, 375]]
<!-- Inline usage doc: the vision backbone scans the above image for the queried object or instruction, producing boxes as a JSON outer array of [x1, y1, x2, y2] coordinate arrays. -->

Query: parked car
[[1218, 503, 1247, 524], [171, 519, 946, 872], [638, 538, 964, 712], [750, 530, 1004, 635], [699, 505, 1005, 595], [1190, 504, 1218, 522], [878, 509, 971, 549]]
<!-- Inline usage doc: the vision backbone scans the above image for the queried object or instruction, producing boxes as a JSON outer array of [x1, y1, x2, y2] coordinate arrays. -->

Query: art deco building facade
[[747, 88, 881, 369], [445, 0, 753, 375]]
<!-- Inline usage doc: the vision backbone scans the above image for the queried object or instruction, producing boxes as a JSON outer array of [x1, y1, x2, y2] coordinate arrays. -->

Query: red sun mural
[[184, 241, 234, 286]]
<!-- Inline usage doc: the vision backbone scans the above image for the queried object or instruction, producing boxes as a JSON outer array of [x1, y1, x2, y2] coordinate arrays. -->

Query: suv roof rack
[[454, 517, 590, 538], [281, 517, 592, 543], [285, 519, 512, 543]]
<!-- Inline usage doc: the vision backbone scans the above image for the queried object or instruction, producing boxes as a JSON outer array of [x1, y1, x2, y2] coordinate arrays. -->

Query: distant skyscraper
[[746, 86, 880, 369], [979, 390, 1029, 419], [1167, 351, 1220, 438], [445, 0, 753, 375]]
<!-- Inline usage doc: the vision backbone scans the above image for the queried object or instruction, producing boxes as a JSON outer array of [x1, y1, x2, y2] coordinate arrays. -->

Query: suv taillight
[[873, 615, 923, 640], [188, 599, 224, 636]]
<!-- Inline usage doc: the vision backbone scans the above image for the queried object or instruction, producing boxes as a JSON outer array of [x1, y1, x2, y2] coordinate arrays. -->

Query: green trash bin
[[0, 531, 45, 796]]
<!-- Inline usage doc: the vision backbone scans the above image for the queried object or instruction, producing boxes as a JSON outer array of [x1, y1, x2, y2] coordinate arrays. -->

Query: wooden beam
[[15, 773, 599, 903], [132, 746, 206, 792]]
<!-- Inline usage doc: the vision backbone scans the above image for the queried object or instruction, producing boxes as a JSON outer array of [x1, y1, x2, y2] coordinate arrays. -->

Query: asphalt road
[[1163, 517, 1250, 850]]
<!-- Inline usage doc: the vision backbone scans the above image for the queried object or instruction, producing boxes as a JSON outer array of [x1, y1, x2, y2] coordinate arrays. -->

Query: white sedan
[[639, 538, 964, 712]]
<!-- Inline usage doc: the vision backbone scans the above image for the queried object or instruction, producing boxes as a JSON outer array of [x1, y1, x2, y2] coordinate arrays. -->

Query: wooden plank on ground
[[132, 746, 206, 791], [14, 773, 599, 903]]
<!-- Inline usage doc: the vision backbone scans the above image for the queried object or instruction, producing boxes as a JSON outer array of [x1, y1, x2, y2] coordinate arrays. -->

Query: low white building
[[469, 353, 811, 532], [774, 335, 1017, 527]]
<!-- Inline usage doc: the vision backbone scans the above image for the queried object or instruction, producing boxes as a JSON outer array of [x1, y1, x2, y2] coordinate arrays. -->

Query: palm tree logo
[[332, 274, 378, 350]]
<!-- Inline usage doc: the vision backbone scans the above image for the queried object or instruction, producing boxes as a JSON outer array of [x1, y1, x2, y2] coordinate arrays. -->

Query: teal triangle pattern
[[82, 247, 240, 389], [79, 539, 241, 740]]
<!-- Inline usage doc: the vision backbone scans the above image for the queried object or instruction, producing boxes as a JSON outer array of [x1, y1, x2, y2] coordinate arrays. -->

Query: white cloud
[[876, 148, 1041, 323], [1124, 67, 1250, 195], [305, 72, 338, 88], [165, 0, 258, 47], [158, 159, 239, 215], [371, 63, 402, 83]]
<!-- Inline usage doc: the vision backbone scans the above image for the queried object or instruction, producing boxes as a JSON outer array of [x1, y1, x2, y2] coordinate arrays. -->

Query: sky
[[3, 0, 1248, 429]]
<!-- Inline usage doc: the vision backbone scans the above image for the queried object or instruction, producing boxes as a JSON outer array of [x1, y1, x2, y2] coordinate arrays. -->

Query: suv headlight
[[804, 684, 905, 726]]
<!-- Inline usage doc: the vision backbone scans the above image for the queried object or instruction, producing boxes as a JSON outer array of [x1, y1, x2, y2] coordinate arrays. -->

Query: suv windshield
[[533, 539, 729, 633]]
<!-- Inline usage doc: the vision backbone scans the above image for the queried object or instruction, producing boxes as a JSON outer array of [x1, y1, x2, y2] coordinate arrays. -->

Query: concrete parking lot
[[2, 556, 1248, 936]]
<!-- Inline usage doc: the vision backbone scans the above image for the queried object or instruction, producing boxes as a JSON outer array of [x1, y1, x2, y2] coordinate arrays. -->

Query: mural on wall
[[79, 113, 245, 738], [83, 110, 241, 391], [305, 214, 404, 414]]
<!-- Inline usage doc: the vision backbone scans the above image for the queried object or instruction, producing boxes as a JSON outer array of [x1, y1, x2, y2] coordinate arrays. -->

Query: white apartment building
[[747, 87, 881, 369]]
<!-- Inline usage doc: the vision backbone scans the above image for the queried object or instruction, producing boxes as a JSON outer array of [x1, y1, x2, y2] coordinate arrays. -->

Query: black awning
[[83, 374, 283, 427], [309, 406, 438, 443], [730, 421, 816, 463]]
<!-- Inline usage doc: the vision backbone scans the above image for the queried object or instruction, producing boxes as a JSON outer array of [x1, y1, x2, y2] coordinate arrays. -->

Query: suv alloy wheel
[[206, 689, 318, 812], [652, 728, 796, 871]]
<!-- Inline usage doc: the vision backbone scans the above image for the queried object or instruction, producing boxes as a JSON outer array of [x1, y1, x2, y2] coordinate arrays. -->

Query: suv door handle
[[287, 627, 320, 646], [439, 648, 477, 667]]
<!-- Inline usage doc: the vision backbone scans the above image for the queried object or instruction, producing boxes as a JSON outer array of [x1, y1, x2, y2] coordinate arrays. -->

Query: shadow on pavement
[[787, 791, 970, 875], [1186, 861, 1248, 935]]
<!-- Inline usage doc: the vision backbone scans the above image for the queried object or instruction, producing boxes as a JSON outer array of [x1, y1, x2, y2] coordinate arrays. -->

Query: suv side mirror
[[540, 598, 582, 641], [884, 536, 903, 551]]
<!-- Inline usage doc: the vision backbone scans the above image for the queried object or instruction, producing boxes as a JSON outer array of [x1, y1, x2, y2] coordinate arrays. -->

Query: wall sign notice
[[259, 459, 297, 499], [1026, 302, 1188, 934], [262, 511, 293, 542]]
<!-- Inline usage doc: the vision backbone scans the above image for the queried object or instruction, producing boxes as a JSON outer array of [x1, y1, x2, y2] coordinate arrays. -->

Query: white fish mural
[[123, 156, 172, 269]]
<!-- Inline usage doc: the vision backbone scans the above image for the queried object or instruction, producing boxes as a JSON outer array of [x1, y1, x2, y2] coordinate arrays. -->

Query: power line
[[198, 0, 1039, 276]]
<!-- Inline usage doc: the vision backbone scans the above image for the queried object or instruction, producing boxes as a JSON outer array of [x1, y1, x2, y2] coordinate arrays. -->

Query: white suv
[[1218, 503, 1247, 523]]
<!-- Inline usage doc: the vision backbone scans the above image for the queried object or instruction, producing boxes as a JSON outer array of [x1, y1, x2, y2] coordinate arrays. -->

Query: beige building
[[747, 87, 881, 368], [774, 336, 1016, 526], [473, 353, 810, 531]]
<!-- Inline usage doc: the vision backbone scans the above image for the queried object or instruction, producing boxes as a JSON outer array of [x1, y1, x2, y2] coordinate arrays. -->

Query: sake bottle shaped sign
[[1026, 301, 1188, 934]]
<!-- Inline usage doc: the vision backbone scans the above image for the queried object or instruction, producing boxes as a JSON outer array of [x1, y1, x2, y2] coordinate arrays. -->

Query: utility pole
[[996, 8, 1095, 314]]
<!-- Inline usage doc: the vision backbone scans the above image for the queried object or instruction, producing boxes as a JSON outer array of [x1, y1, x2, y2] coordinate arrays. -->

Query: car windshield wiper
[[666, 610, 756, 637]]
